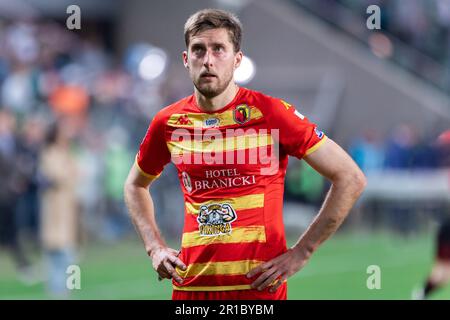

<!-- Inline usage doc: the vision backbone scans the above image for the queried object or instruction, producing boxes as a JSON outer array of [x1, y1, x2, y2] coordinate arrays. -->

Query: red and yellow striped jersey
[[136, 87, 327, 292]]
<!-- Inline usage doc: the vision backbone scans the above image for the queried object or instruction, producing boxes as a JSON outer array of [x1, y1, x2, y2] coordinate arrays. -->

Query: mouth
[[200, 72, 217, 79]]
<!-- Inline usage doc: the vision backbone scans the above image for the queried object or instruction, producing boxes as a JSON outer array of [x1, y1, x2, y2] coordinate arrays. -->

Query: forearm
[[292, 174, 366, 258], [124, 184, 167, 256]]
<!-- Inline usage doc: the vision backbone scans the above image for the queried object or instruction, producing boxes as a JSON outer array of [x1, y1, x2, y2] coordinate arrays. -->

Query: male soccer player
[[417, 219, 450, 299], [413, 130, 450, 299], [124, 8, 366, 300]]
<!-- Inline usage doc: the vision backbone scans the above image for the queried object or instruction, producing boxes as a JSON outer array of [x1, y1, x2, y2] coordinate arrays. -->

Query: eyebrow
[[190, 41, 226, 48]]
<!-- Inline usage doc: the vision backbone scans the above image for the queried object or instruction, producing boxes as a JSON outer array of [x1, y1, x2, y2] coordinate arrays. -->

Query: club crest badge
[[233, 104, 251, 124]]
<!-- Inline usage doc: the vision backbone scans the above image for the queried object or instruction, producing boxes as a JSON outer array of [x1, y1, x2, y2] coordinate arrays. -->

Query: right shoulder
[[151, 95, 193, 126]]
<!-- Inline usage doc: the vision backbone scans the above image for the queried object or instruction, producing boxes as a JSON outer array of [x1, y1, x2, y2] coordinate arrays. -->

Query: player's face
[[183, 28, 242, 98]]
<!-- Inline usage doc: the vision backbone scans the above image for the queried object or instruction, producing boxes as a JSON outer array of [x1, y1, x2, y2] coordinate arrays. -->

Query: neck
[[194, 82, 239, 112]]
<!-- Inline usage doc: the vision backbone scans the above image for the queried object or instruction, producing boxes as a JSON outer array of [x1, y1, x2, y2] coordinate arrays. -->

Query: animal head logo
[[197, 203, 237, 236]]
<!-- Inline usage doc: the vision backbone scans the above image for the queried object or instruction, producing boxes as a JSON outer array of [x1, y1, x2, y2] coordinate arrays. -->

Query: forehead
[[189, 28, 232, 46]]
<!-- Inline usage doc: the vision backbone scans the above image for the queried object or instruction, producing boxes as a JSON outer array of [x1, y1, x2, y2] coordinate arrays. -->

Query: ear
[[182, 51, 189, 69], [234, 51, 243, 70]]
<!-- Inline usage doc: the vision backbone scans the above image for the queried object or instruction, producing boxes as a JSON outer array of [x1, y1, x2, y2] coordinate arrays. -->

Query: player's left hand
[[246, 247, 310, 293]]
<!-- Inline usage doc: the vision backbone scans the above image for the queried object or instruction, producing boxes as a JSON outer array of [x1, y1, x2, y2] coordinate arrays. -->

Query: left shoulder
[[242, 88, 306, 124], [241, 87, 291, 114]]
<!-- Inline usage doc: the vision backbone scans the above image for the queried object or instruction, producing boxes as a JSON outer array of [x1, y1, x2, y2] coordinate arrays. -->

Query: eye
[[214, 46, 224, 52], [192, 46, 205, 54]]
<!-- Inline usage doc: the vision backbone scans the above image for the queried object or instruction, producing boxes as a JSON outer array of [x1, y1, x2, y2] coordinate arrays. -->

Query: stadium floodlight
[[138, 47, 168, 81], [234, 55, 255, 84], [125, 43, 168, 82]]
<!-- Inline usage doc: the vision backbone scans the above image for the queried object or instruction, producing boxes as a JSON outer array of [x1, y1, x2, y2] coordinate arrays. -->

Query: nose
[[203, 49, 213, 68]]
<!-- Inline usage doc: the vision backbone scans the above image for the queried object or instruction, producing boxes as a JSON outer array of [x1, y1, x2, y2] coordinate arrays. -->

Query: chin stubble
[[194, 74, 233, 99]]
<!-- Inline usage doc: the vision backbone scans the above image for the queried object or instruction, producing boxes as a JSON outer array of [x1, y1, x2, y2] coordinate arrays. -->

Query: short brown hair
[[184, 8, 243, 53]]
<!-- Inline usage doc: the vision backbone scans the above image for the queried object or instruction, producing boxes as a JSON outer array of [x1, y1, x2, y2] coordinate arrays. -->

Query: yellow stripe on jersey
[[185, 194, 264, 215], [167, 106, 263, 128], [173, 284, 252, 291], [167, 133, 273, 154], [176, 260, 263, 278], [181, 226, 266, 248], [305, 135, 328, 156]]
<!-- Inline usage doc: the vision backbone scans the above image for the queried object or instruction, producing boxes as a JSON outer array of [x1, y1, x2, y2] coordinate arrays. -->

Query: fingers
[[258, 270, 282, 291], [247, 261, 272, 279], [168, 254, 187, 271], [163, 260, 184, 283], [269, 275, 287, 293], [250, 266, 280, 291], [246, 259, 290, 292], [156, 266, 171, 279], [153, 248, 186, 283]]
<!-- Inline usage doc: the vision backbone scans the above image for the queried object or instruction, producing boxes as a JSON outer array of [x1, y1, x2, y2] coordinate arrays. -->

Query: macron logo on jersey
[[281, 99, 304, 120]]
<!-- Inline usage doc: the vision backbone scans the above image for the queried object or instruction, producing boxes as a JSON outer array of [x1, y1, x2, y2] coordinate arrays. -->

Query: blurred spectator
[[411, 136, 439, 168], [49, 83, 89, 117], [39, 118, 79, 298], [75, 126, 105, 241], [0, 109, 33, 282], [436, 129, 450, 167], [384, 124, 418, 169], [349, 129, 384, 173], [102, 126, 134, 240], [15, 115, 46, 246], [1, 65, 37, 117]]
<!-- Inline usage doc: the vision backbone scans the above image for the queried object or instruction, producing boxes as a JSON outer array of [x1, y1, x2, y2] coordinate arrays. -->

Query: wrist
[[292, 240, 317, 259]]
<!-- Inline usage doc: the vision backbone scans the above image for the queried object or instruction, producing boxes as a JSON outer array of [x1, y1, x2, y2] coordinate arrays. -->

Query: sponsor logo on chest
[[203, 117, 220, 128]]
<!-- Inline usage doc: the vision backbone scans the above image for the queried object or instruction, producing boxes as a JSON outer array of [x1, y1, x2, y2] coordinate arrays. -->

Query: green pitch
[[0, 231, 449, 300]]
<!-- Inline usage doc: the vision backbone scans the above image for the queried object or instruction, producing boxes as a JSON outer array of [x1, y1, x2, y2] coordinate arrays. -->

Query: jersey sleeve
[[135, 112, 171, 181], [264, 97, 327, 159]]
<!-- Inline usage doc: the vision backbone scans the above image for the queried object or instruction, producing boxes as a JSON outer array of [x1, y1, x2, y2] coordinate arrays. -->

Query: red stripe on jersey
[[174, 274, 253, 288], [179, 242, 286, 265]]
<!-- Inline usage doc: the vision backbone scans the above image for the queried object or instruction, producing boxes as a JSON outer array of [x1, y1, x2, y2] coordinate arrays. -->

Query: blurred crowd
[[0, 19, 187, 297], [339, 0, 450, 63], [349, 125, 450, 174], [295, 0, 450, 91], [286, 125, 450, 207]]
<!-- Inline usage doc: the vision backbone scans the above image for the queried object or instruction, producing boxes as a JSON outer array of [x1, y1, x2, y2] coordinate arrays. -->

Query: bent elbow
[[353, 170, 367, 195], [123, 177, 137, 200], [333, 167, 367, 191]]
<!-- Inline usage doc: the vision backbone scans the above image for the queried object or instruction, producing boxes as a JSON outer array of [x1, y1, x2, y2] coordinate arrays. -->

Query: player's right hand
[[150, 247, 186, 283]]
